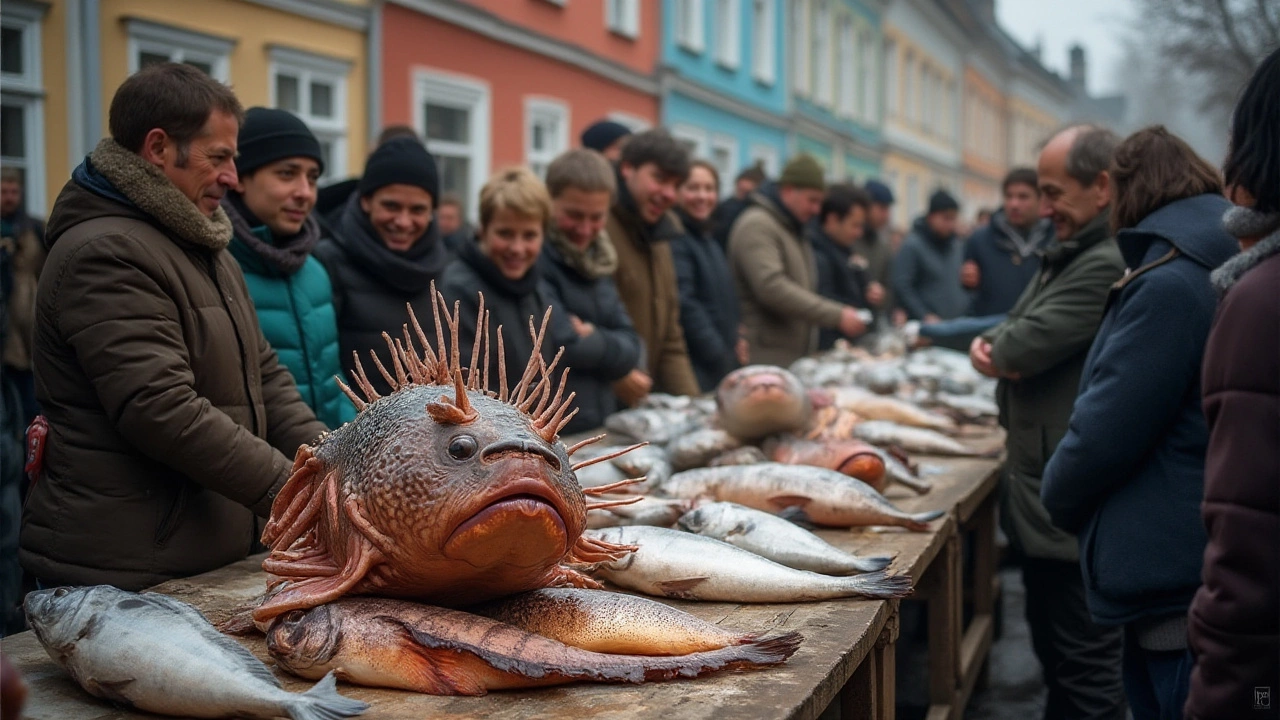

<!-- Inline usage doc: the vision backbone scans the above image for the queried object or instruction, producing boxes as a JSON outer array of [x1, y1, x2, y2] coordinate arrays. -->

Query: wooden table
[[3, 451, 1001, 720]]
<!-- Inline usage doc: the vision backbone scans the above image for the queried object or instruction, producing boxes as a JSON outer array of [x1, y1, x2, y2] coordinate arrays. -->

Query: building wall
[[466, 0, 659, 76], [662, 0, 787, 114], [961, 63, 1006, 216], [663, 90, 788, 180]]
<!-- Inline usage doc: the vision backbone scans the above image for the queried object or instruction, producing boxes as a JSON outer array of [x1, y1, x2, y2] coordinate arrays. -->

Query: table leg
[[924, 525, 961, 714]]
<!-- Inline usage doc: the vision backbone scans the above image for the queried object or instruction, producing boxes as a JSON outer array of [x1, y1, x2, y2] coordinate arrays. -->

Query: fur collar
[[1212, 206, 1280, 294], [87, 138, 232, 251]]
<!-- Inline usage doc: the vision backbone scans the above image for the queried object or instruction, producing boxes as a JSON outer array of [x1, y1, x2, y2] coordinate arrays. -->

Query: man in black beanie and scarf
[[314, 136, 451, 396]]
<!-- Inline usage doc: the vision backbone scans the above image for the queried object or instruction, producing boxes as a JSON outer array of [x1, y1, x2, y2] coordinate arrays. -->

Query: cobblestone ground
[[964, 567, 1048, 720]]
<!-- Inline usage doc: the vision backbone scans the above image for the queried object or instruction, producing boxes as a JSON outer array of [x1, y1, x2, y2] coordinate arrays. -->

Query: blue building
[[661, 0, 791, 191]]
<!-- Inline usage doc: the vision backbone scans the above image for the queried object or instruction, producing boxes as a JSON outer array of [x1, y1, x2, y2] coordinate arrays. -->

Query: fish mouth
[[443, 476, 573, 568]]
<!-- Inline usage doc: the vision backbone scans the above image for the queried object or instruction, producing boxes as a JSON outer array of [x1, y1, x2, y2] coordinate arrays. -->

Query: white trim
[[883, 36, 898, 119], [0, 3, 44, 95], [790, 0, 810, 96], [811, 1, 832, 107], [713, 0, 740, 68], [748, 143, 780, 178], [707, 133, 737, 197], [268, 46, 352, 183], [541, 0, 567, 5], [126, 19, 234, 82], [606, 0, 639, 39], [607, 111, 652, 132], [412, 68, 490, 222], [750, 0, 775, 85], [240, 0, 371, 30], [837, 16, 856, 119], [675, 0, 704, 53], [0, 93, 47, 216], [860, 29, 878, 124], [524, 96, 569, 180]]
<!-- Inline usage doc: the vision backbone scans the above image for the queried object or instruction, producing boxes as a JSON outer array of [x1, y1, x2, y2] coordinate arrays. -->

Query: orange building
[[380, 0, 660, 218]]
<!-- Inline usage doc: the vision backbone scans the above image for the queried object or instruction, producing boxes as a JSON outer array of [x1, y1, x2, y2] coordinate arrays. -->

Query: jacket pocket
[[155, 483, 190, 547]]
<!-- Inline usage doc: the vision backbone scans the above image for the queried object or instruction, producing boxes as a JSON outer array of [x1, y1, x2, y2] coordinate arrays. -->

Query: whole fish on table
[[828, 388, 956, 431], [587, 526, 912, 602], [870, 446, 933, 495], [587, 495, 691, 529], [677, 502, 893, 575], [709, 446, 769, 466], [853, 420, 985, 457], [23, 585, 368, 720], [667, 428, 743, 471], [715, 365, 813, 441], [605, 408, 701, 445], [662, 463, 944, 530], [471, 588, 761, 655], [266, 597, 801, 695], [764, 434, 887, 489]]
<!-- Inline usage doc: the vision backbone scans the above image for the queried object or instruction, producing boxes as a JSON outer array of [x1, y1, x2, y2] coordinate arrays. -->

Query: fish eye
[[54, 587, 69, 598], [447, 435, 478, 460]]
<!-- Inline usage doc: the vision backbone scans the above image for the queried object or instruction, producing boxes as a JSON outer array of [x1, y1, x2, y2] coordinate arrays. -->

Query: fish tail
[[852, 555, 894, 573], [907, 509, 945, 529], [286, 671, 370, 720], [847, 570, 914, 599], [638, 631, 804, 681]]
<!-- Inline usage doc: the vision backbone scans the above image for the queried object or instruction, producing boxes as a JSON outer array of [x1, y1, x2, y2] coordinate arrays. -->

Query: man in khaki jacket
[[728, 154, 867, 367]]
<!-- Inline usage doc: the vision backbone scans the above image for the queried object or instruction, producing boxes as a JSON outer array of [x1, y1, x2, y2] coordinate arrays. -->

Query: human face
[[479, 208, 543, 281], [1003, 182, 1040, 228], [926, 209, 958, 239], [1038, 131, 1111, 240], [360, 184, 434, 251], [436, 203, 462, 236], [822, 205, 866, 248], [868, 202, 891, 231], [779, 186, 824, 225], [237, 157, 319, 237], [601, 137, 628, 163], [552, 187, 611, 250], [734, 177, 757, 199], [678, 166, 719, 223], [620, 161, 679, 224], [142, 110, 239, 218], [0, 180, 21, 216]]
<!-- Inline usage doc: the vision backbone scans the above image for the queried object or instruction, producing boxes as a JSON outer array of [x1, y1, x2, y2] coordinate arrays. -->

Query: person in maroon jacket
[[1185, 46, 1280, 720]]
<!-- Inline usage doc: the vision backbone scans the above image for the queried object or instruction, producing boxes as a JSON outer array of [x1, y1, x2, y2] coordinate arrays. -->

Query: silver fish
[[23, 585, 368, 720], [932, 392, 999, 420], [668, 428, 743, 470], [605, 408, 700, 445], [587, 496, 692, 529], [853, 420, 982, 456], [587, 526, 911, 602], [677, 502, 892, 574], [871, 447, 933, 495], [709, 446, 769, 466], [854, 362, 907, 395]]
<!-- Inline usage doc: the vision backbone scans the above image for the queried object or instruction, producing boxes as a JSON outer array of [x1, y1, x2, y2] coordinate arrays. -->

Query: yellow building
[[1, 0, 372, 216], [961, 64, 1006, 217]]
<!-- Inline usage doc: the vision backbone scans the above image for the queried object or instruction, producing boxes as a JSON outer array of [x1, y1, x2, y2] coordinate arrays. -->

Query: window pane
[[436, 155, 470, 214], [139, 51, 171, 69], [276, 74, 300, 113], [318, 140, 334, 177], [185, 59, 213, 76], [310, 81, 333, 119], [424, 103, 469, 144], [1, 27, 23, 75], [1, 104, 25, 159], [532, 122, 546, 151]]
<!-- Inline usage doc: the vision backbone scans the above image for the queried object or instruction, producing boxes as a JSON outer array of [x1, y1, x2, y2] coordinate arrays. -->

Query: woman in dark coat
[[671, 160, 744, 392], [1185, 47, 1280, 720]]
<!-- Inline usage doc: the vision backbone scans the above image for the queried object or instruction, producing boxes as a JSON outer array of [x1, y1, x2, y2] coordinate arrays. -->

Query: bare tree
[[1136, 0, 1280, 116]]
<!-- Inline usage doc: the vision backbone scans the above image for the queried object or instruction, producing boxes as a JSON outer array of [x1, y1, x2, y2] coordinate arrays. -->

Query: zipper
[[205, 254, 260, 436]]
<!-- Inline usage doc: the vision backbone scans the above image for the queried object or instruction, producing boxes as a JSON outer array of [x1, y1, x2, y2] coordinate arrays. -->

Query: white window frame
[[791, 0, 810, 96], [714, 0, 740, 69], [1, 94, 45, 217], [708, 133, 737, 196], [1, 1, 46, 216], [606, 0, 640, 39], [1, 2, 42, 94], [860, 30, 877, 124], [748, 143, 780, 178], [675, 0, 705, 53], [837, 17, 856, 119], [126, 19, 233, 82], [412, 69, 491, 223], [524, 96, 569, 180], [812, 2, 833, 107], [883, 38, 897, 119], [268, 47, 351, 184], [670, 123, 708, 158], [750, 0, 775, 85]]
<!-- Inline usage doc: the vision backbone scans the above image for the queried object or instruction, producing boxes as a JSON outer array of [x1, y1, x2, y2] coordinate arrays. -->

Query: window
[[883, 38, 897, 119], [127, 19, 233, 81], [906, 174, 920, 220], [524, 97, 569, 180], [903, 52, 915, 123], [606, 0, 639, 39], [791, 0, 809, 96], [269, 47, 351, 184], [714, 0, 740, 68], [670, 124, 706, 159], [860, 31, 877, 123], [811, 2, 832, 106], [750, 0, 775, 84], [921, 68, 932, 134], [749, 143, 780, 178], [675, 0, 704, 53], [837, 18, 856, 118], [708, 134, 737, 195], [413, 70, 490, 221], [1, 1, 45, 215]]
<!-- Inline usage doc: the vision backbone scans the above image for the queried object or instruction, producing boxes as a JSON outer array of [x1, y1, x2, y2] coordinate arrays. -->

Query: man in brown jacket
[[20, 63, 328, 591], [607, 130, 700, 399], [728, 154, 867, 367]]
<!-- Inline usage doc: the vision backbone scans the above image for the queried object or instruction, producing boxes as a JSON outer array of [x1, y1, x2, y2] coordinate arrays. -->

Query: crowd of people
[[0, 49, 1276, 720]]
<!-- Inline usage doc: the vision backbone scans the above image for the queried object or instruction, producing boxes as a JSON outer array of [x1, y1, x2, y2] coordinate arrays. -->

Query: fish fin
[[849, 570, 914, 599], [381, 622, 493, 696], [285, 671, 370, 720], [84, 678, 135, 706], [853, 555, 895, 573], [776, 506, 816, 527], [254, 536, 381, 624], [767, 494, 813, 510], [656, 577, 710, 599], [139, 593, 282, 688], [905, 509, 945, 530]]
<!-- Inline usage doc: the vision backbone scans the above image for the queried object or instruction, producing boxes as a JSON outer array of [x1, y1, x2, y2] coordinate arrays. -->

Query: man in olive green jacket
[[970, 126, 1127, 720]]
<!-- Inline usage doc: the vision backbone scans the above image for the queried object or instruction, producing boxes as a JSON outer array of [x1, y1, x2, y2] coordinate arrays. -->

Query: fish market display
[[764, 435, 887, 489], [266, 597, 801, 695], [605, 408, 701, 445], [677, 502, 893, 575], [587, 495, 690, 529], [24, 586, 368, 720], [709, 446, 770, 466], [253, 291, 637, 623], [663, 463, 944, 530], [587, 527, 912, 602], [930, 391, 999, 421], [827, 388, 956, 431], [473, 588, 760, 655], [853, 420, 985, 457], [572, 443, 669, 493], [667, 428, 742, 471], [872, 446, 933, 495], [716, 365, 812, 440]]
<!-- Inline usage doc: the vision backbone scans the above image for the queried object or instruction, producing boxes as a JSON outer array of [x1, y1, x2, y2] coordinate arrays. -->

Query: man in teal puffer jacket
[[222, 107, 354, 429]]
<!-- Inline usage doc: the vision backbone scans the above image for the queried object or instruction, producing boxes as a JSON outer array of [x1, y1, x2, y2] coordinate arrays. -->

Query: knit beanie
[[779, 154, 826, 191], [236, 107, 324, 177], [864, 179, 895, 206], [580, 120, 632, 153], [358, 136, 440, 201], [928, 189, 959, 214]]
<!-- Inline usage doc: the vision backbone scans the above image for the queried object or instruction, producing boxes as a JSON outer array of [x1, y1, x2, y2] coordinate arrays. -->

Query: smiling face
[[1038, 131, 1111, 240], [678, 165, 719, 223], [143, 110, 240, 218], [621, 161, 679, 224], [238, 157, 320, 236], [552, 187, 611, 250], [479, 208, 544, 281], [360, 184, 435, 251]]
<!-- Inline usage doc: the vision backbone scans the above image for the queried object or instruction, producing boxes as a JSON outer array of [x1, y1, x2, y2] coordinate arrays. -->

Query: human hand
[[970, 336, 998, 378], [923, 313, 942, 324], [839, 307, 867, 338], [865, 281, 885, 307], [961, 261, 980, 289], [613, 369, 653, 407], [569, 315, 595, 338], [735, 337, 750, 365]]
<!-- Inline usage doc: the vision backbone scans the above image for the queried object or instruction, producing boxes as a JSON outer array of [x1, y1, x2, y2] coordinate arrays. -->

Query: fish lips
[[443, 474, 576, 569]]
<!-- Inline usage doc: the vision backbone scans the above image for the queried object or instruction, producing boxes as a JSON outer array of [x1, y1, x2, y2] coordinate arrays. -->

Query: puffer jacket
[[671, 207, 740, 391]]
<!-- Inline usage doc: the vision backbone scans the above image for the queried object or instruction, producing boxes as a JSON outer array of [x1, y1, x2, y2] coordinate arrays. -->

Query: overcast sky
[[995, 0, 1134, 95]]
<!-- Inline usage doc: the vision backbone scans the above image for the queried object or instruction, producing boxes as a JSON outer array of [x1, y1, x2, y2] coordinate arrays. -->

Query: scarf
[[991, 210, 1052, 259], [334, 192, 450, 295], [458, 239, 541, 297], [222, 193, 319, 275], [1212, 205, 1280, 295], [545, 225, 618, 279]]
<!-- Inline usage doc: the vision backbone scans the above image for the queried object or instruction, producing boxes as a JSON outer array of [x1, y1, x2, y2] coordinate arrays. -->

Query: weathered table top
[[3, 436, 1002, 720]]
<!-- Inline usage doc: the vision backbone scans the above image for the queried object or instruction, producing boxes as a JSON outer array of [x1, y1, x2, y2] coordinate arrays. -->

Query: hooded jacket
[[963, 210, 1053, 317], [224, 195, 354, 429], [671, 207, 740, 391], [20, 139, 326, 590], [728, 188, 846, 368], [891, 216, 970, 320]]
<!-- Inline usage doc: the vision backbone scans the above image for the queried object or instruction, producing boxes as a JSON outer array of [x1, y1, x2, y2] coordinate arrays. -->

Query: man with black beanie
[[891, 188, 969, 322], [580, 119, 632, 162], [313, 135, 451, 396]]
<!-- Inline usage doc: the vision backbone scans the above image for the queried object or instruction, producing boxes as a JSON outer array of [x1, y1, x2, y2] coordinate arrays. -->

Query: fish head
[[266, 605, 341, 677], [715, 366, 812, 440], [23, 586, 122, 656]]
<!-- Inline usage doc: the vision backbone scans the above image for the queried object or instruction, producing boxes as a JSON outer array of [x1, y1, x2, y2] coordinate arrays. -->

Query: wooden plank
[[873, 606, 898, 720], [922, 528, 961, 709], [957, 615, 995, 709], [840, 644, 878, 720], [968, 494, 998, 620]]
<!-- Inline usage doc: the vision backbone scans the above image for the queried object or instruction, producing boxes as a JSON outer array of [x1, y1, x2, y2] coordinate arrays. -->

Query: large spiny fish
[[252, 287, 641, 625]]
